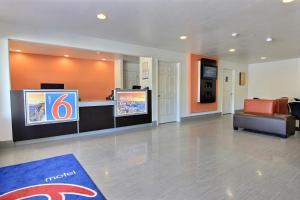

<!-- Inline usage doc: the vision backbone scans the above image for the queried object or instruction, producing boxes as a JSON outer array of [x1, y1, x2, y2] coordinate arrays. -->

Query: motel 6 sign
[[24, 90, 78, 126]]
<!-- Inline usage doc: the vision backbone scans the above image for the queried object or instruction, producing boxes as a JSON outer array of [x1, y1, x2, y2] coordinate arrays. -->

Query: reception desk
[[10, 90, 152, 142], [78, 100, 115, 133]]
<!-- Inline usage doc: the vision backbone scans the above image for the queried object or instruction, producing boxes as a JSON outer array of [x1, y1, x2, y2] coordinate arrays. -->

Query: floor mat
[[0, 154, 106, 200]]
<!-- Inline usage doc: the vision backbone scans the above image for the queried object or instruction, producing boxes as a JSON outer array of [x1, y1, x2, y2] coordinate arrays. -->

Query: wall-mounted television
[[202, 65, 217, 80], [115, 90, 148, 117]]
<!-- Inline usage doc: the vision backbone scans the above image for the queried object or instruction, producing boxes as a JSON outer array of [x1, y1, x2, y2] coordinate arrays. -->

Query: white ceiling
[[1, 0, 300, 64]]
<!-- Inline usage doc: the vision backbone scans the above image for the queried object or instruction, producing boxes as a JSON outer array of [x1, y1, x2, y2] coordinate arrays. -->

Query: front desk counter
[[79, 89, 152, 132], [10, 90, 152, 142], [78, 100, 115, 133]]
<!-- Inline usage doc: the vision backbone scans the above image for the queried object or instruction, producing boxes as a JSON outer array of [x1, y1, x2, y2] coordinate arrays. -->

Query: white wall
[[0, 38, 13, 141], [114, 59, 124, 89], [248, 58, 300, 99]]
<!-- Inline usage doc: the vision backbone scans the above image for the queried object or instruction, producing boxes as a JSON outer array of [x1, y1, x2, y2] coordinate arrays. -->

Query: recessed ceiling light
[[180, 35, 187, 40], [266, 37, 273, 42], [231, 32, 239, 37], [64, 54, 69, 57], [282, 0, 295, 3], [226, 189, 234, 197], [101, 58, 107, 61], [256, 170, 263, 176], [229, 48, 236, 52], [261, 56, 267, 60], [15, 49, 22, 52], [97, 13, 107, 20]]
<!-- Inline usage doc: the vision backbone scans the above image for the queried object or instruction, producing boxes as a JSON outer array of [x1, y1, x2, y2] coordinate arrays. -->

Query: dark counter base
[[79, 106, 114, 133], [116, 114, 151, 127]]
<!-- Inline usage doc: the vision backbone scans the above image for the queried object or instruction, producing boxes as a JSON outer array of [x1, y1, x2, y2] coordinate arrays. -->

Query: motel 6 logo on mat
[[0, 183, 98, 200], [46, 93, 77, 121]]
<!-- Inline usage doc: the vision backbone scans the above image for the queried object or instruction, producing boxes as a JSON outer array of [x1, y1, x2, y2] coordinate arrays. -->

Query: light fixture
[[64, 54, 69, 58], [261, 56, 267, 60], [180, 35, 187, 40], [15, 49, 22, 52], [101, 58, 107, 61], [226, 189, 234, 197], [266, 37, 273, 42], [231, 32, 239, 37], [282, 0, 295, 3], [256, 170, 263, 176], [97, 13, 107, 20], [229, 48, 236, 52]]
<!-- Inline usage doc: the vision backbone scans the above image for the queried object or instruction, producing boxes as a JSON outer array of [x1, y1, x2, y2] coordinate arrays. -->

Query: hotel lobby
[[0, 0, 300, 200]]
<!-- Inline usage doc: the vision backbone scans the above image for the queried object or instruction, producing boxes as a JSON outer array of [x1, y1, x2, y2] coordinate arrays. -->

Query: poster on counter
[[115, 90, 147, 117], [24, 90, 78, 126]]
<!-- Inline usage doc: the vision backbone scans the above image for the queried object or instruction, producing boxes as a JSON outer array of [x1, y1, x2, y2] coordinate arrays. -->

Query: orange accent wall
[[10, 52, 115, 101], [188, 53, 218, 113]]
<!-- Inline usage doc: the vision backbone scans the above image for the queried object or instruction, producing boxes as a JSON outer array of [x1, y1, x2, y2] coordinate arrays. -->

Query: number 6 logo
[[51, 94, 72, 120]]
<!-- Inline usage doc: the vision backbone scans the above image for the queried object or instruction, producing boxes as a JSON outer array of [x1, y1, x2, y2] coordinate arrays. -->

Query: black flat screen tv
[[41, 83, 64, 89], [202, 66, 217, 80]]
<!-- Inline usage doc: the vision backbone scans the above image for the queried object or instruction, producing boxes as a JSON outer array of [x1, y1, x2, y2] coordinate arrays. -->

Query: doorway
[[158, 61, 179, 123], [222, 69, 235, 114], [123, 61, 139, 89]]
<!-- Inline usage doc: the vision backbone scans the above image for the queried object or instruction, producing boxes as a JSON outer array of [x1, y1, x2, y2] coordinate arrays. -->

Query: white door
[[222, 69, 234, 114], [158, 61, 178, 123], [123, 61, 139, 89]]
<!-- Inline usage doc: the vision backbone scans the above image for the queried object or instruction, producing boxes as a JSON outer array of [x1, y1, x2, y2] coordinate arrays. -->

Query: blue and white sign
[[24, 90, 78, 126]]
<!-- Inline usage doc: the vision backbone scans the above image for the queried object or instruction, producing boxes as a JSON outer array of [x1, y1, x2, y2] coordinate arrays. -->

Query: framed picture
[[115, 90, 148, 117], [239, 72, 246, 86]]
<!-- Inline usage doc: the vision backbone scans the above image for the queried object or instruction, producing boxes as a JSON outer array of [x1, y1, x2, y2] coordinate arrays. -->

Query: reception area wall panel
[[10, 52, 115, 100], [188, 53, 218, 113]]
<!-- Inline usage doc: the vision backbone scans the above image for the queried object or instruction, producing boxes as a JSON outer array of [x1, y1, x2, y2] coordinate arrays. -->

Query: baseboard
[[235, 109, 243, 113], [152, 121, 158, 127], [181, 112, 222, 122], [0, 141, 15, 148]]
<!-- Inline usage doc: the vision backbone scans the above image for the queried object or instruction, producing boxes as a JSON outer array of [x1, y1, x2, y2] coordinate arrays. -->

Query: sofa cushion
[[244, 99, 275, 115], [275, 98, 289, 114], [235, 111, 292, 120]]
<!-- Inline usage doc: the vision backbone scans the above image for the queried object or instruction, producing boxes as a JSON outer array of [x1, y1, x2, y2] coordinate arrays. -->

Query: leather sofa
[[234, 99, 295, 138]]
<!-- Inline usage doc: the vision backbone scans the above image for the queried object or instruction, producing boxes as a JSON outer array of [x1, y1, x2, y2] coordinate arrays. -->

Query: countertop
[[78, 100, 115, 107]]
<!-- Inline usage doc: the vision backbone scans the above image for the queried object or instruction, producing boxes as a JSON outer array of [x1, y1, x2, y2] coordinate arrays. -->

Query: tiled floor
[[0, 115, 300, 200]]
